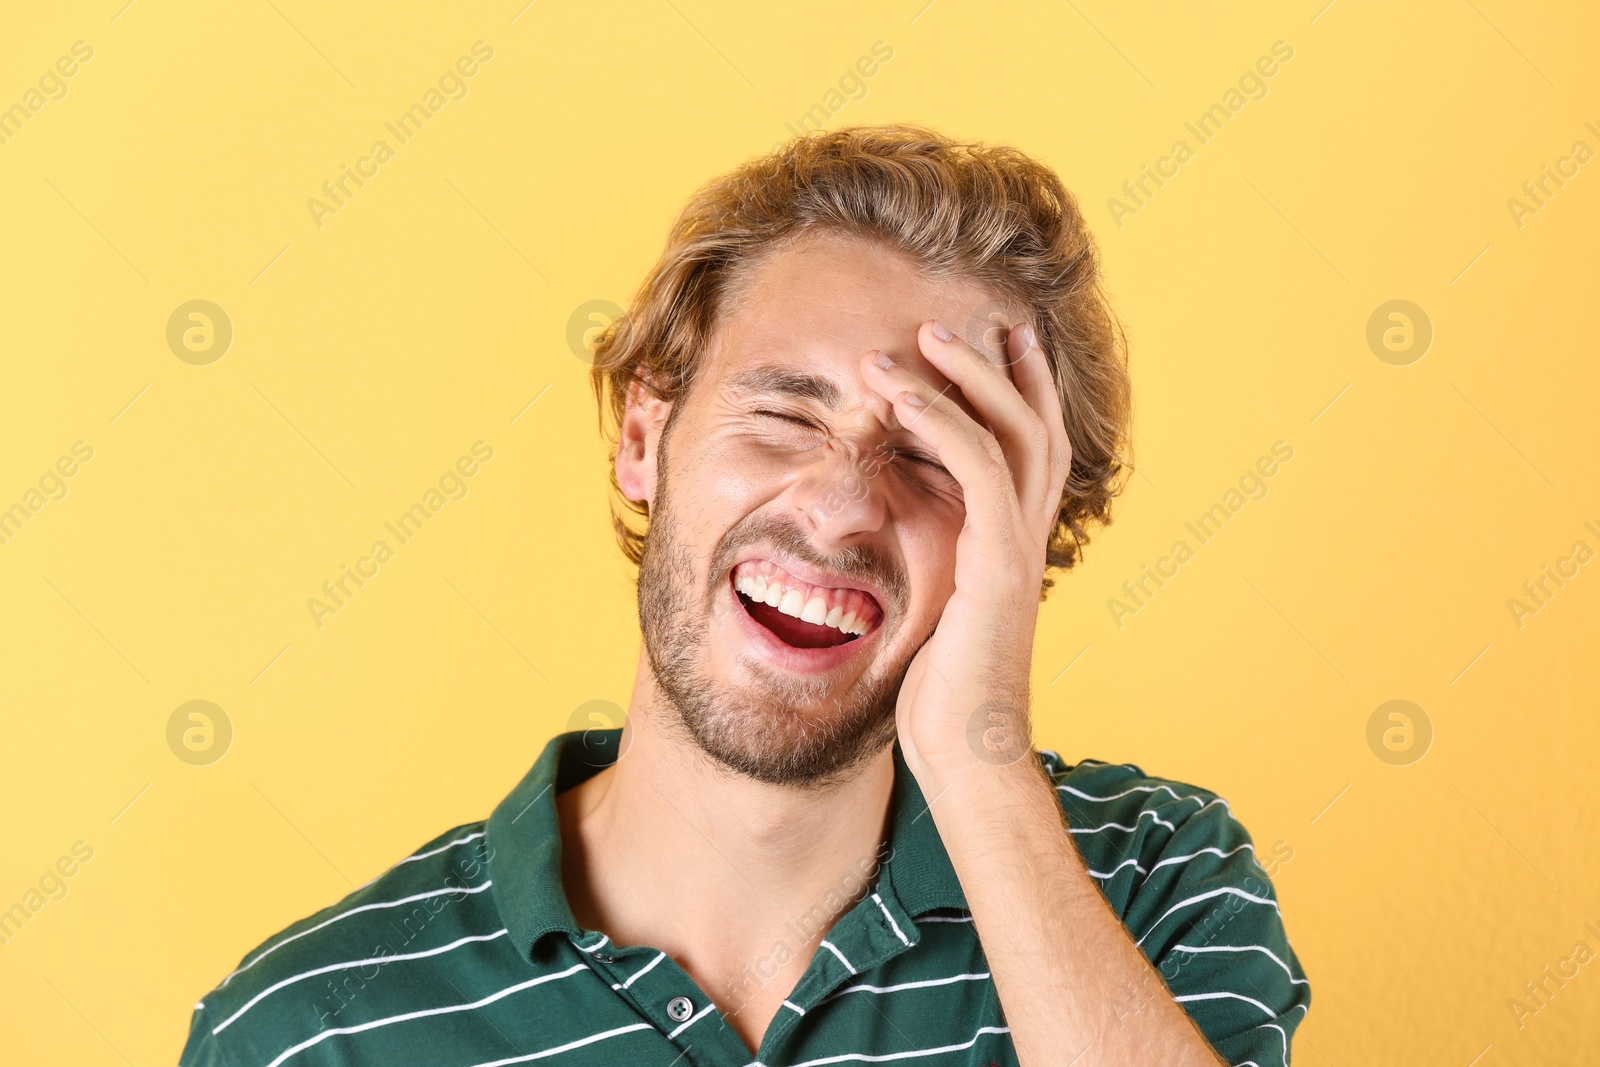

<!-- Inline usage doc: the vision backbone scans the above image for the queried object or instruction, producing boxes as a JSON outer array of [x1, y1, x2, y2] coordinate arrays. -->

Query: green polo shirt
[[179, 728, 1311, 1067]]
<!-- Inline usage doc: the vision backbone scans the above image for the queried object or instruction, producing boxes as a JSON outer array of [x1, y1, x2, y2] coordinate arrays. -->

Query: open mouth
[[730, 559, 883, 651]]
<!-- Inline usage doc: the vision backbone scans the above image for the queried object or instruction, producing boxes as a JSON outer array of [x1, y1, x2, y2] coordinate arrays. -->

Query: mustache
[[710, 513, 908, 613]]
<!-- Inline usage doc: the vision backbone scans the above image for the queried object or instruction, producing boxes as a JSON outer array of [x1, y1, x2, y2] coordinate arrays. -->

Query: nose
[[789, 439, 888, 546]]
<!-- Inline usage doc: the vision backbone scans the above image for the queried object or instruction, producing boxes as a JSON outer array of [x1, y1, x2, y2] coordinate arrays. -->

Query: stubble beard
[[635, 421, 911, 790]]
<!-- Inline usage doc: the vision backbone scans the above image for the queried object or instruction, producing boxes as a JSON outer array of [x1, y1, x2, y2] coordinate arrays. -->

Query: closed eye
[[754, 408, 821, 430], [892, 446, 952, 478], [754, 411, 952, 480], [909, 456, 951, 477]]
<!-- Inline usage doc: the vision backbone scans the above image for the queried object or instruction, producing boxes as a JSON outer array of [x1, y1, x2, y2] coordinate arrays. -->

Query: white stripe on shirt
[[1144, 843, 1255, 879], [214, 929, 510, 1033], [396, 830, 485, 867], [819, 939, 857, 974], [1089, 856, 1147, 880], [1056, 782, 1196, 804], [871, 892, 911, 946], [820, 972, 991, 1006], [1254, 1003, 1307, 1064], [357, 831, 487, 889], [222, 881, 494, 986], [1169, 942, 1307, 985], [1069, 809, 1178, 834], [459, 1021, 656, 1067], [785, 1023, 1012, 1066], [667, 999, 718, 1039], [619, 950, 665, 989], [1173, 989, 1277, 1017], [261, 963, 589, 1067], [1135, 886, 1280, 947]]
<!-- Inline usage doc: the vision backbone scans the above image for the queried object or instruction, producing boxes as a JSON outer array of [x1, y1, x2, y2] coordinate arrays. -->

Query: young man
[[181, 125, 1310, 1067]]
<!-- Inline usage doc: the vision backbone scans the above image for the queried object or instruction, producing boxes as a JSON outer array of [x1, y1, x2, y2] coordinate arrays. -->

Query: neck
[[557, 651, 896, 1006]]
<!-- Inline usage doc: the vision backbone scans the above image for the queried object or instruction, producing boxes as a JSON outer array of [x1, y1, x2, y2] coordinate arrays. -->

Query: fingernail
[[932, 321, 953, 342], [899, 391, 926, 408], [873, 351, 893, 369]]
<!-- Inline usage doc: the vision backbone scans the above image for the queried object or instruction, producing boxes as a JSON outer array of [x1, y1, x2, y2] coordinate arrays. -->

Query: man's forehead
[[706, 234, 1019, 409]]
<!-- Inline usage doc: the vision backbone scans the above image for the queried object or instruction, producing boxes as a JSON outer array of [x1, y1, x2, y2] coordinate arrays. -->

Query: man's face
[[625, 229, 1018, 788]]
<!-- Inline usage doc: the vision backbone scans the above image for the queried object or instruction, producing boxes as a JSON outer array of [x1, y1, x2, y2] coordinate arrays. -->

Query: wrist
[[913, 747, 1060, 837]]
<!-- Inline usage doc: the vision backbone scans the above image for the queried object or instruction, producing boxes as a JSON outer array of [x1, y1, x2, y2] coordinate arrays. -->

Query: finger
[[861, 351, 1023, 551], [914, 319, 1053, 521], [1005, 322, 1074, 527], [863, 349, 1006, 478]]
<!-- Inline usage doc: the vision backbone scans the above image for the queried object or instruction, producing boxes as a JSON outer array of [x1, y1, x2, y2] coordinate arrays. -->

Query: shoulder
[[1036, 750, 1228, 825], [1035, 752, 1311, 1061], [1033, 750, 1275, 922], [1036, 751, 1242, 864], [179, 823, 497, 1067]]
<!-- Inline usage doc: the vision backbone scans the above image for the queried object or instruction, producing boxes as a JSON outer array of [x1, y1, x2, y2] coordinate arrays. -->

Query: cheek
[[896, 517, 961, 619], [690, 428, 814, 515], [697, 444, 792, 514], [668, 437, 791, 553]]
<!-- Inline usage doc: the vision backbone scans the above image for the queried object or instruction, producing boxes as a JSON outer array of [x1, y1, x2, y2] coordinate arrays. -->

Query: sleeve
[[177, 1000, 234, 1067], [1119, 792, 1312, 1066]]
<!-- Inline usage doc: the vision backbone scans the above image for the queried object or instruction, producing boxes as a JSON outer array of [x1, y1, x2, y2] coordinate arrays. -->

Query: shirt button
[[666, 996, 694, 1022]]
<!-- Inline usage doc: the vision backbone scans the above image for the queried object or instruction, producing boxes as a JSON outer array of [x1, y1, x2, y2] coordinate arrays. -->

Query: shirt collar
[[485, 727, 968, 962]]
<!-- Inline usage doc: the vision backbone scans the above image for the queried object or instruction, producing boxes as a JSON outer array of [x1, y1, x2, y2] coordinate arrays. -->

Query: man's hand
[[860, 316, 1072, 782], [860, 321, 1229, 1067]]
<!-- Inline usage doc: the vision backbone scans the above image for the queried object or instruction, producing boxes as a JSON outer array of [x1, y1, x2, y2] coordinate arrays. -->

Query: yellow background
[[2, 0, 1596, 1063]]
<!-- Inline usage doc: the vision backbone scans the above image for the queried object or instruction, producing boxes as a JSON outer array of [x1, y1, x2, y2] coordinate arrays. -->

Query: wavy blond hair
[[588, 123, 1133, 598]]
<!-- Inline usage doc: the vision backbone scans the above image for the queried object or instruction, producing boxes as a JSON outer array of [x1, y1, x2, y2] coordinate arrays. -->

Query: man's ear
[[616, 373, 672, 507]]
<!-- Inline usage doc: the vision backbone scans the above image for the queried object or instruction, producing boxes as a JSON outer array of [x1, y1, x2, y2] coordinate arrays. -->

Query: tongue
[[743, 596, 858, 649]]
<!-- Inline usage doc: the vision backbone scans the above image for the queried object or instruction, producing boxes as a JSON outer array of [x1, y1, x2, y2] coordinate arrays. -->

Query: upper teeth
[[733, 567, 876, 636]]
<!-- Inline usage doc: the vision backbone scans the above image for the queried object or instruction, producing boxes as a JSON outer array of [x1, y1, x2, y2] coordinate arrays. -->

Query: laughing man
[[181, 124, 1311, 1067]]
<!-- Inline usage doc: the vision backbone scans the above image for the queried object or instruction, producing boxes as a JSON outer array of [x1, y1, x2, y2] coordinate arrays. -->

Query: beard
[[636, 418, 915, 790]]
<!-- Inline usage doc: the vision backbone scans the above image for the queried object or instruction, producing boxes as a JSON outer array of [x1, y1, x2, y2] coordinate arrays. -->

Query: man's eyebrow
[[723, 364, 841, 409]]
